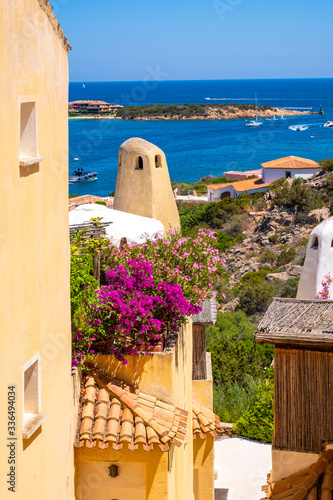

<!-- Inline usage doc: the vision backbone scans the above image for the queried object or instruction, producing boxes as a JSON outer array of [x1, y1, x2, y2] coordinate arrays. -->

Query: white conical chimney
[[297, 217, 333, 299]]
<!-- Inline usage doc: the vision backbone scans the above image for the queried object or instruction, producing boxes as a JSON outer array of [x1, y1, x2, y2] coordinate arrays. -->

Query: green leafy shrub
[[206, 311, 274, 389], [217, 232, 236, 252], [234, 373, 274, 443], [213, 377, 261, 423], [260, 250, 277, 263], [277, 247, 296, 266], [318, 158, 333, 172]]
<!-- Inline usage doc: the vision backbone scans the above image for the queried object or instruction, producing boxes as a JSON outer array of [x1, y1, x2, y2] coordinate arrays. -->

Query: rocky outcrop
[[305, 207, 330, 225]]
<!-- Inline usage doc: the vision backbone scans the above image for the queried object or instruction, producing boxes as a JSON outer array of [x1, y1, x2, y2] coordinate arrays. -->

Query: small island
[[69, 101, 316, 120]]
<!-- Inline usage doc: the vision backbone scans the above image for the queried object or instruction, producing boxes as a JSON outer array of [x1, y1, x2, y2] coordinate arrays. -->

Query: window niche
[[22, 354, 46, 439], [311, 236, 319, 249], [285, 171, 291, 179], [19, 101, 43, 167], [135, 156, 143, 170], [155, 155, 162, 168]]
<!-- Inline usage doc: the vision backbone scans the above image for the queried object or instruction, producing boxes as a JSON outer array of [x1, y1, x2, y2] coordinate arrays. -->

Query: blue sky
[[54, 0, 333, 81]]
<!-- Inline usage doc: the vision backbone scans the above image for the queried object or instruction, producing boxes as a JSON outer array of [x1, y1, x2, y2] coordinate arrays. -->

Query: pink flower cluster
[[318, 273, 333, 300], [72, 229, 225, 366]]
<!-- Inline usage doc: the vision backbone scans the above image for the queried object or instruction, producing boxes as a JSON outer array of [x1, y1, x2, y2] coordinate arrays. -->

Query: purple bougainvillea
[[72, 228, 225, 366]]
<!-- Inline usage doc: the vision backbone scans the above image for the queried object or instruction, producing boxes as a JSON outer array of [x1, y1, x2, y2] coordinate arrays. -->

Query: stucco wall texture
[[0, 1, 74, 498], [113, 138, 181, 232]]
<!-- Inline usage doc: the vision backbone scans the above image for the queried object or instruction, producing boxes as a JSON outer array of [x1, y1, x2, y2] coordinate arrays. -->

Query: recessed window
[[135, 156, 143, 170], [311, 236, 319, 249], [118, 153, 122, 167], [331, 239, 333, 248], [285, 171, 291, 178], [19, 101, 43, 167], [22, 354, 46, 439], [155, 155, 162, 168], [20, 102, 37, 157]]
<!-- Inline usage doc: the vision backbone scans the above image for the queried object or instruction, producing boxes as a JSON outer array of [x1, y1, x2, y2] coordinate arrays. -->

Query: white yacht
[[246, 94, 263, 127], [69, 168, 98, 183], [324, 121, 333, 128]]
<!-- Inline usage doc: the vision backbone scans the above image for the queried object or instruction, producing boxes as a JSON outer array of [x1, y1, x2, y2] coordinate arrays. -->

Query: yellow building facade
[[74, 320, 223, 500], [0, 1, 74, 498]]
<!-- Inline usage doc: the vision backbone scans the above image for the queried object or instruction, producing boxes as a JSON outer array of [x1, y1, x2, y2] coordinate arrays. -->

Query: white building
[[297, 217, 333, 300], [207, 177, 271, 201], [207, 156, 321, 202], [262, 156, 321, 183]]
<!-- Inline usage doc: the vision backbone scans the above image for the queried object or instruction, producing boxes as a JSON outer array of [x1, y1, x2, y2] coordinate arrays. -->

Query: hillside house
[[207, 156, 320, 201], [69, 100, 123, 112], [207, 178, 271, 201], [262, 156, 321, 183]]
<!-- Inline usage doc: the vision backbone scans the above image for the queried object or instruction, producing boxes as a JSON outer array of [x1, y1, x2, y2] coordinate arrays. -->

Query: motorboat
[[69, 168, 98, 183], [324, 121, 333, 128], [289, 125, 309, 132], [246, 94, 263, 127]]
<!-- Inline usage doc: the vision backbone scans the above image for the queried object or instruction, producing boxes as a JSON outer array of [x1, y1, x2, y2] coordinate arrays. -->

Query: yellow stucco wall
[[192, 367, 215, 499], [271, 449, 320, 482], [113, 138, 181, 231], [78, 321, 194, 500], [0, 1, 73, 498], [193, 435, 215, 500]]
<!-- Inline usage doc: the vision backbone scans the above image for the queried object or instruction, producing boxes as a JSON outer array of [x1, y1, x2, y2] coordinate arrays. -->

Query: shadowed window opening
[[118, 153, 121, 167], [312, 236, 319, 249], [155, 155, 162, 168], [20, 102, 37, 157], [285, 171, 291, 178], [135, 156, 143, 170]]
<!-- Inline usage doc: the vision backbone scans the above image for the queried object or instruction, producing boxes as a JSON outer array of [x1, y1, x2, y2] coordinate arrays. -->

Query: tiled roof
[[192, 400, 229, 439], [76, 368, 226, 452], [261, 156, 320, 170], [70, 100, 111, 105], [69, 195, 113, 211], [207, 178, 270, 192], [262, 449, 333, 499]]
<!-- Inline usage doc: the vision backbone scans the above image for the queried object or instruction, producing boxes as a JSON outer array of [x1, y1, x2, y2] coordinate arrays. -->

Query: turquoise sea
[[69, 79, 333, 197]]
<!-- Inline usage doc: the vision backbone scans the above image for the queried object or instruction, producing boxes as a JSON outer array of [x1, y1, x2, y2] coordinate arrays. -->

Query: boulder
[[266, 272, 291, 284], [305, 208, 330, 225]]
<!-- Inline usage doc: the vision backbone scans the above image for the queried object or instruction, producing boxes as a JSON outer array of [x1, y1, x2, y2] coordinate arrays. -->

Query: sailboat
[[246, 94, 263, 127]]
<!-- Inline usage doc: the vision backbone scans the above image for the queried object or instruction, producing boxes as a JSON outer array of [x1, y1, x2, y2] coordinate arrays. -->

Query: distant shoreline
[[69, 104, 315, 121]]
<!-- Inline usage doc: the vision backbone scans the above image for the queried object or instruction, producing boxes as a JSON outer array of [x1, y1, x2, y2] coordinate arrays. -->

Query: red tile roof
[[69, 195, 113, 211], [207, 178, 270, 192], [262, 156, 320, 170], [262, 449, 333, 499], [76, 368, 227, 452]]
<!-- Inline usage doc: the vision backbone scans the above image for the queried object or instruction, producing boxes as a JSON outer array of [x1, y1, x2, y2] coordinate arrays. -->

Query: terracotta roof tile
[[207, 178, 271, 192], [261, 156, 320, 170], [76, 368, 188, 452], [192, 399, 230, 439], [76, 368, 227, 452], [263, 450, 333, 499]]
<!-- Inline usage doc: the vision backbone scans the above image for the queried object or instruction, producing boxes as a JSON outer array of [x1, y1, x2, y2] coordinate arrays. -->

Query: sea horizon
[[69, 78, 333, 198]]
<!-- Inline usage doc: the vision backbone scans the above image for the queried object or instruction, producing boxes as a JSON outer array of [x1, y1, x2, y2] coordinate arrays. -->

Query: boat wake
[[283, 107, 314, 110], [289, 125, 309, 131]]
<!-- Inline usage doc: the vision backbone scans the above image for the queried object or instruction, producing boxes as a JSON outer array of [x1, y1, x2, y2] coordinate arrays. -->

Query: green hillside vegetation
[[116, 103, 272, 119], [179, 163, 333, 440], [207, 311, 274, 434]]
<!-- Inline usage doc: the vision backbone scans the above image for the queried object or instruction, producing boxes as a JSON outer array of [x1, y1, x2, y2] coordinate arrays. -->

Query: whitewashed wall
[[263, 168, 320, 183]]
